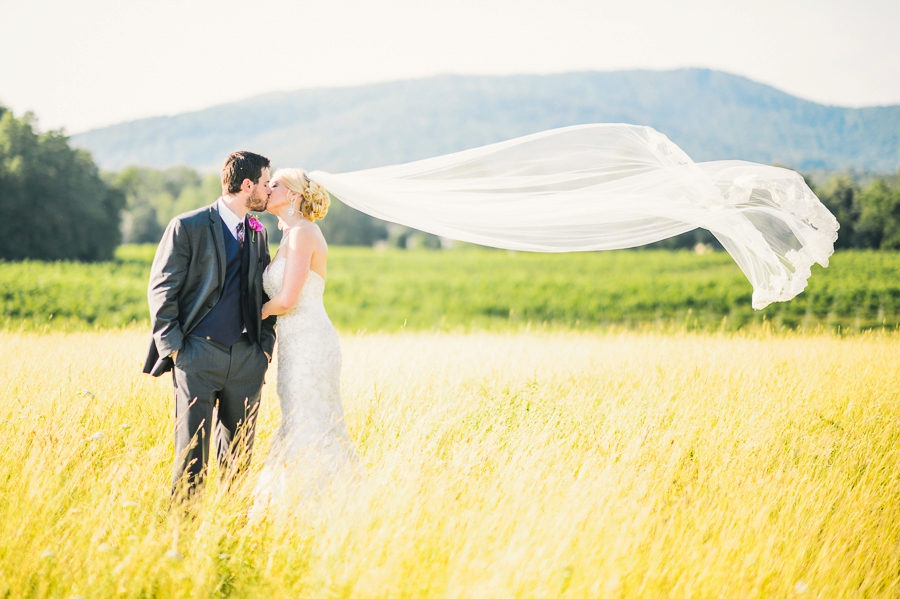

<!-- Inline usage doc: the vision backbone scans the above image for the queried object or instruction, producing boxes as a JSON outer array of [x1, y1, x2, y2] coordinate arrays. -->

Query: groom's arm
[[259, 228, 277, 359], [148, 218, 191, 359]]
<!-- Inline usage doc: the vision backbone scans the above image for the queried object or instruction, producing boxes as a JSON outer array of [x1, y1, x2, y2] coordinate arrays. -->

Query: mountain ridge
[[72, 69, 900, 174]]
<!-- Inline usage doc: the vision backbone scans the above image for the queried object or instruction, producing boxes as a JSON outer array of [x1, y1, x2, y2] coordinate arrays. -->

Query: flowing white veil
[[309, 124, 839, 309]]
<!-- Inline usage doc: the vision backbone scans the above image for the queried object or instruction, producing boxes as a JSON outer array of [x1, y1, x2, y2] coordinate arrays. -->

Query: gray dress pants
[[172, 333, 269, 496]]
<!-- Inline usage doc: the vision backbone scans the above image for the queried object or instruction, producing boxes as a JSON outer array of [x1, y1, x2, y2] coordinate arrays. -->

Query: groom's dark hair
[[222, 151, 270, 194]]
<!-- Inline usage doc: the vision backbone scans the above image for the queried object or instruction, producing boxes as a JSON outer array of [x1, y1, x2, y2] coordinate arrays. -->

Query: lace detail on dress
[[251, 257, 360, 513]]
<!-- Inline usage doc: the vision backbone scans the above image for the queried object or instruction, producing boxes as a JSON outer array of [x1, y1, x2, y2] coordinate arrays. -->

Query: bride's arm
[[262, 227, 315, 318]]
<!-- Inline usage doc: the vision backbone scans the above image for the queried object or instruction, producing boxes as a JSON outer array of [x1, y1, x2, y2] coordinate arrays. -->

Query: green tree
[[817, 176, 860, 249], [105, 167, 165, 243], [106, 167, 220, 243], [0, 106, 123, 261], [856, 174, 900, 249]]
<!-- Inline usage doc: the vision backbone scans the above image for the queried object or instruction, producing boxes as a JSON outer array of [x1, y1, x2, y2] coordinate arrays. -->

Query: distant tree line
[[814, 174, 900, 249], [105, 166, 223, 244], [0, 105, 123, 261]]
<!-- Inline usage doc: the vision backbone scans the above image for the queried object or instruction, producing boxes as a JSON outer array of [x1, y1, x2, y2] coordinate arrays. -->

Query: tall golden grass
[[0, 329, 898, 597]]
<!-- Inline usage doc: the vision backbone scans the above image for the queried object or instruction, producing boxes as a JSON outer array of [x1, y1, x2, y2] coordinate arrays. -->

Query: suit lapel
[[208, 204, 226, 285], [245, 216, 259, 286]]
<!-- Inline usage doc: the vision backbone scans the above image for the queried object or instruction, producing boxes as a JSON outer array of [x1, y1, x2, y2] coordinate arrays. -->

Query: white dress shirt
[[217, 197, 243, 240]]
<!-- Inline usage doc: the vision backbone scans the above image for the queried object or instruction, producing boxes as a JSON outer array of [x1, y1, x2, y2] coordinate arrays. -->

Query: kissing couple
[[143, 151, 359, 511]]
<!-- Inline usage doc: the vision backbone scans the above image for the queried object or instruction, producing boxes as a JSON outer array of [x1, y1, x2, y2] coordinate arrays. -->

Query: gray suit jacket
[[143, 202, 277, 377]]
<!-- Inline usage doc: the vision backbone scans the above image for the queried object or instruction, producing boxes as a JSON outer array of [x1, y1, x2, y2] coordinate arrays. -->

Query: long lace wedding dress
[[250, 256, 360, 512]]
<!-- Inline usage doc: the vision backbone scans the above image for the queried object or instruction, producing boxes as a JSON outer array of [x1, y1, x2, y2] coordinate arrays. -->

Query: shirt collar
[[216, 197, 243, 239]]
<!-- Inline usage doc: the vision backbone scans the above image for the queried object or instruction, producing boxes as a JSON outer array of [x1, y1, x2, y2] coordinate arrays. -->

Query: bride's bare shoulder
[[312, 222, 327, 248], [283, 222, 326, 251]]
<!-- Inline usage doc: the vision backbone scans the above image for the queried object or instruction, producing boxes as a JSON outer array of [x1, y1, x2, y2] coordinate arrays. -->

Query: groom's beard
[[246, 188, 268, 212]]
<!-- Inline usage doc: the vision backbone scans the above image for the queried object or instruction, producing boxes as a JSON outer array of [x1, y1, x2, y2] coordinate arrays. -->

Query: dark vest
[[192, 218, 245, 346]]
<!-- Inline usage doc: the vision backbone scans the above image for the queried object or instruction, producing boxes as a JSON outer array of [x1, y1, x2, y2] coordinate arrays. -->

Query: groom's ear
[[241, 178, 254, 194]]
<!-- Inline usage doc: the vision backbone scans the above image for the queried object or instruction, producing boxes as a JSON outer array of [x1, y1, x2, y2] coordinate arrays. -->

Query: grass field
[[1, 329, 898, 597], [3, 245, 900, 332]]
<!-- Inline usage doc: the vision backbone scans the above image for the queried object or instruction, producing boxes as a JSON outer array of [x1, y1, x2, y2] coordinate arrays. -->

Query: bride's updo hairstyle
[[276, 168, 330, 222]]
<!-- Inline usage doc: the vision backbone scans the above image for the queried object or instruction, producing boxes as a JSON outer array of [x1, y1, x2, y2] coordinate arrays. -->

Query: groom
[[143, 151, 277, 498]]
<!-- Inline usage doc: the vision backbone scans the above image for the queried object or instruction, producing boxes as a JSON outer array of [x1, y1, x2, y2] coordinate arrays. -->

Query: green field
[[2, 245, 900, 332]]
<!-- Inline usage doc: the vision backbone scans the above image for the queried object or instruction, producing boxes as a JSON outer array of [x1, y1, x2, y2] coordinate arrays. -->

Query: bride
[[250, 168, 360, 512]]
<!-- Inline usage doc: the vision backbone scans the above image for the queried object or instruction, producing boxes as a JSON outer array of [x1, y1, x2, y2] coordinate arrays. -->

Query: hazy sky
[[2, 0, 898, 133]]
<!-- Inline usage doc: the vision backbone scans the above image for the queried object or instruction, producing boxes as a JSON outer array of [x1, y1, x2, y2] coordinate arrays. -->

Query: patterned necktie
[[236, 221, 245, 249]]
